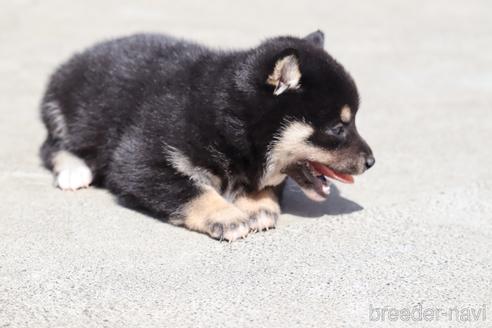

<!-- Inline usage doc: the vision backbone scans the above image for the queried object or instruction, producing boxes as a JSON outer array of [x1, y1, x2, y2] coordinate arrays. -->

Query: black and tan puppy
[[40, 31, 374, 241]]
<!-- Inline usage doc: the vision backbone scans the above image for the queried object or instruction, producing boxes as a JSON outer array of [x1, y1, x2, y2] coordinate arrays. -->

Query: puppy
[[40, 30, 374, 241]]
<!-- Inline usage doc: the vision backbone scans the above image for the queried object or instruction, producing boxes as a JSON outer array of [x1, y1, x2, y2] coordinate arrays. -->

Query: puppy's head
[[241, 30, 375, 201]]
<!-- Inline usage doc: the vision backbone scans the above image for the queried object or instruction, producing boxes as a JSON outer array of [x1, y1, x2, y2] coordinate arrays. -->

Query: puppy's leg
[[178, 186, 250, 241], [234, 188, 281, 231], [40, 99, 93, 191], [107, 137, 250, 241], [41, 136, 93, 191]]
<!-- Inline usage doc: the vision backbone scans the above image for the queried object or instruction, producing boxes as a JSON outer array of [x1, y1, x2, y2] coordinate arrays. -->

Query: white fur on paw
[[56, 166, 93, 191]]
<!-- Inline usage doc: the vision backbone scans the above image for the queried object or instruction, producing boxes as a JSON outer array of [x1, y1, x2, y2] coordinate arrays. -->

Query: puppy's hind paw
[[52, 151, 93, 191], [56, 166, 93, 191]]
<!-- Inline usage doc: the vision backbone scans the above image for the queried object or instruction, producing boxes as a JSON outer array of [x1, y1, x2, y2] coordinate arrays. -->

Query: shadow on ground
[[113, 178, 363, 221], [281, 179, 363, 218]]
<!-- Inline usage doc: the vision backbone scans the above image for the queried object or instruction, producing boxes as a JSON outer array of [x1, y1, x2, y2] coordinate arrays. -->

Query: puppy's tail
[[39, 97, 68, 170]]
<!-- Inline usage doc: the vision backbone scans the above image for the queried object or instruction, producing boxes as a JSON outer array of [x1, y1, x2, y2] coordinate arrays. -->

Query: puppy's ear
[[304, 30, 324, 48], [266, 49, 301, 96]]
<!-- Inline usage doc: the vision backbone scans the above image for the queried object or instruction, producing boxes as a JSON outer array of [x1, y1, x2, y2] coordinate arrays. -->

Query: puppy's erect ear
[[304, 30, 325, 48], [266, 49, 301, 96]]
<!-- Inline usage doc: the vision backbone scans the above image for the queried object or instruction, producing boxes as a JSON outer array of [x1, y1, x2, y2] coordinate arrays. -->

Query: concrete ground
[[1, 0, 491, 327]]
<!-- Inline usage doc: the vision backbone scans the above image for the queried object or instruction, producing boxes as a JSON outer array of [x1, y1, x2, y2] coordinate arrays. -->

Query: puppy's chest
[[165, 145, 255, 200], [260, 171, 287, 189], [190, 168, 249, 202]]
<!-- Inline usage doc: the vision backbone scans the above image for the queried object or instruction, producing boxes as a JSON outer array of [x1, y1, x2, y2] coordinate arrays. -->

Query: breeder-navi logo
[[369, 304, 486, 322]]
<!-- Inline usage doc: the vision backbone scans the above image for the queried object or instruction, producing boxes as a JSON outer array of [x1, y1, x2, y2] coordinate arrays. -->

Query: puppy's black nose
[[365, 155, 375, 169]]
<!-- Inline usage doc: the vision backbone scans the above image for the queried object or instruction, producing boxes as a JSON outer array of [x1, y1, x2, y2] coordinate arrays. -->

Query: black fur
[[40, 31, 373, 221]]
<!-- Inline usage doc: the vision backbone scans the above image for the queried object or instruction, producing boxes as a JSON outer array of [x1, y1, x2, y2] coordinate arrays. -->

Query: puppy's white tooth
[[322, 184, 331, 195]]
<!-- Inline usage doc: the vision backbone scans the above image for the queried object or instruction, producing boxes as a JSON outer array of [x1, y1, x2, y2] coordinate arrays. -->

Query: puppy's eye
[[327, 124, 345, 137]]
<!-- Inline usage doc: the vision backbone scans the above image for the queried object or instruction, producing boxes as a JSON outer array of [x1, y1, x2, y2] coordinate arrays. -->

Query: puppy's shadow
[[280, 179, 363, 218], [111, 178, 362, 221]]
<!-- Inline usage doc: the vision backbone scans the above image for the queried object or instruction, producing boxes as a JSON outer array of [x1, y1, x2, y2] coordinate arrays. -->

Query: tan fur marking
[[340, 105, 352, 123], [234, 189, 280, 215], [178, 187, 249, 240]]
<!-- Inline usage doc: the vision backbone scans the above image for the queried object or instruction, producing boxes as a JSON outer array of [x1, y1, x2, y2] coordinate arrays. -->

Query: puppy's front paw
[[179, 188, 251, 242], [206, 206, 250, 241], [248, 209, 279, 232], [234, 188, 281, 233]]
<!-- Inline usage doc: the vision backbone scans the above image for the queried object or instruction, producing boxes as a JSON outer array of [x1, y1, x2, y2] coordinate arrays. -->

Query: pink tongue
[[310, 162, 354, 184]]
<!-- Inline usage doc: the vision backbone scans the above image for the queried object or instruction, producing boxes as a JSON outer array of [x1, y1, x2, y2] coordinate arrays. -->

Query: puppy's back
[[40, 34, 213, 176]]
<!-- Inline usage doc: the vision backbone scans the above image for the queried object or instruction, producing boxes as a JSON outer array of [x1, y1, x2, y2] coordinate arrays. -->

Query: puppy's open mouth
[[283, 161, 353, 201]]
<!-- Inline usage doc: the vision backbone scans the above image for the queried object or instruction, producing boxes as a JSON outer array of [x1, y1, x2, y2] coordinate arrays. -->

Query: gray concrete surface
[[1, 0, 491, 327]]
